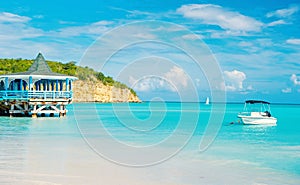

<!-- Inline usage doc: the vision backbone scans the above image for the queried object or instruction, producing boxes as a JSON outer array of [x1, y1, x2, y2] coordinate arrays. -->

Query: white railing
[[0, 90, 72, 100]]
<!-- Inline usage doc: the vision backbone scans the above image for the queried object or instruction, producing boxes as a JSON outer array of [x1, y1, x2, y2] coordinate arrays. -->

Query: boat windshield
[[243, 100, 271, 113]]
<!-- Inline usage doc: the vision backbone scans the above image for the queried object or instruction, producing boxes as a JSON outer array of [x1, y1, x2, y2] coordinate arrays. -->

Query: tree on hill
[[0, 58, 137, 95]]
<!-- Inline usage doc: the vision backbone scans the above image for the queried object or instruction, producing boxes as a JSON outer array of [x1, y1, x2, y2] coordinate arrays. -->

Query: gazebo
[[0, 53, 77, 117]]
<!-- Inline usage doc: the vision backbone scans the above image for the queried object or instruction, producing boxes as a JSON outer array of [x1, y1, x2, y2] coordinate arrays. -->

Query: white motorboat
[[237, 100, 277, 125]]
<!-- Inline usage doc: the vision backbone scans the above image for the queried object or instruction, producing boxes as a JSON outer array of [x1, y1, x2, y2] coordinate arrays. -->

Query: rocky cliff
[[72, 80, 141, 103]]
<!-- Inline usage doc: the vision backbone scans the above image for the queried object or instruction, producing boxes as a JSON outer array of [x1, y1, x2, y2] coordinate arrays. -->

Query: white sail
[[205, 97, 210, 105]]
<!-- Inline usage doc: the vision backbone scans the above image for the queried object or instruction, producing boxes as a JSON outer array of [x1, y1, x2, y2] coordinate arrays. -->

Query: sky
[[0, 0, 300, 103]]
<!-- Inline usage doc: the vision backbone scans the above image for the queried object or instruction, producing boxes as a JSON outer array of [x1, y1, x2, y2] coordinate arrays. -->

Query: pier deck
[[0, 53, 77, 118]]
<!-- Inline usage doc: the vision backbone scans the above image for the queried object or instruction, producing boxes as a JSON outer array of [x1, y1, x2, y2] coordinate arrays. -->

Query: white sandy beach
[[1, 131, 298, 185]]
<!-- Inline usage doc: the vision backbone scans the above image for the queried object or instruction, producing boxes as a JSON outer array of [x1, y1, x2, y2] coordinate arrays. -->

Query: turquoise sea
[[0, 102, 299, 185]]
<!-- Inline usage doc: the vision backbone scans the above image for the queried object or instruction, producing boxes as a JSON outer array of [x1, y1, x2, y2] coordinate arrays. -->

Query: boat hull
[[238, 115, 277, 125]]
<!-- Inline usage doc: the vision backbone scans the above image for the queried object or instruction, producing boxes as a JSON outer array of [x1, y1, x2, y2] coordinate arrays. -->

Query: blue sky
[[0, 0, 300, 103]]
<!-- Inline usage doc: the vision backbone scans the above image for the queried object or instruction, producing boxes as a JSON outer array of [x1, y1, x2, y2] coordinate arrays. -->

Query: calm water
[[0, 102, 299, 184]]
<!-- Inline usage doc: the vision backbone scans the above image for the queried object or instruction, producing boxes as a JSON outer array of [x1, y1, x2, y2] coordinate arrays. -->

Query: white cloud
[[130, 66, 189, 92], [238, 41, 253, 47], [266, 5, 299, 18], [290, 74, 300, 85], [282, 88, 292, 93], [57, 21, 113, 37], [164, 66, 188, 90], [223, 70, 246, 91], [195, 78, 201, 87], [0, 12, 31, 23], [0, 11, 114, 60], [33, 15, 44, 19], [134, 33, 156, 39], [0, 24, 43, 41], [286, 39, 300, 45], [267, 20, 287, 27], [182, 33, 203, 40], [0, 12, 43, 41], [110, 7, 157, 19], [177, 4, 263, 32], [130, 76, 170, 92], [246, 85, 253, 91], [0, 12, 62, 59]]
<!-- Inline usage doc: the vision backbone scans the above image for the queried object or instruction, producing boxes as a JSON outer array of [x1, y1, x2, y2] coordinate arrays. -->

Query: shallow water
[[0, 102, 299, 184]]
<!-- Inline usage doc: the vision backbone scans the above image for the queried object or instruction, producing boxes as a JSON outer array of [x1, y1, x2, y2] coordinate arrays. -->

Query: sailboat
[[205, 97, 210, 105]]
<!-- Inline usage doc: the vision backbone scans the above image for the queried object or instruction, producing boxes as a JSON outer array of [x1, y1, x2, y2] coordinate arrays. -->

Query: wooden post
[[63, 105, 66, 117], [59, 104, 63, 117], [10, 104, 14, 118], [32, 104, 37, 118], [24, 103, 29, 116]]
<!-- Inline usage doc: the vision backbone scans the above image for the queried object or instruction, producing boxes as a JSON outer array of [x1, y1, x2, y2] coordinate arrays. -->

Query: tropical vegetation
[[0, 58, 137, 96]]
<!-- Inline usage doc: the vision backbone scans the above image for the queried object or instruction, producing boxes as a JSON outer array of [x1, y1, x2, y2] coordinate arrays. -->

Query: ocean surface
[[0, 102, 299, 185]]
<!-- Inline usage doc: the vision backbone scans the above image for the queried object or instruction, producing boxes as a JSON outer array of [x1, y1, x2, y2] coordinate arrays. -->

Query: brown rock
[[72, 80, 141, 103]]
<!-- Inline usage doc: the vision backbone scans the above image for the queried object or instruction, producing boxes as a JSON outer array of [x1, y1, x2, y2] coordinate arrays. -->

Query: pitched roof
[[14, 53, 66, 76], [26, 53, 53, 75]]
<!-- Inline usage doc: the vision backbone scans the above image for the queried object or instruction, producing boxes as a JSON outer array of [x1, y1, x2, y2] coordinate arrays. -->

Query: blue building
[[0, 53, 77, 117]]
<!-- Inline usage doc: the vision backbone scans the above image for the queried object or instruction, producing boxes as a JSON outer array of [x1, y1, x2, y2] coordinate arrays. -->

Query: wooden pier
[[0, 53, 77, 118]]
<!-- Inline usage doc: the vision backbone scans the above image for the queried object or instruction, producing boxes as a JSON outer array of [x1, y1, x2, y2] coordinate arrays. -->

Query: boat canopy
[[245, 100, 270, 104]]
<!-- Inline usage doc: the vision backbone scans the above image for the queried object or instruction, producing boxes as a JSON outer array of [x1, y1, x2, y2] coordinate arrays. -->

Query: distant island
[[0, 58, 141, 103]]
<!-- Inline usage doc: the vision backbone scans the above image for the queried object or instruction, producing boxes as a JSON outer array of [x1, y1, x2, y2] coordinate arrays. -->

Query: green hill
[[0, 58, 137, 96]]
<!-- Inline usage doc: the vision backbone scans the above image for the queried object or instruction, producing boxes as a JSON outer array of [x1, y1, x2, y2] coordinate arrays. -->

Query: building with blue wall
[[0, 53, 77, 117]]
